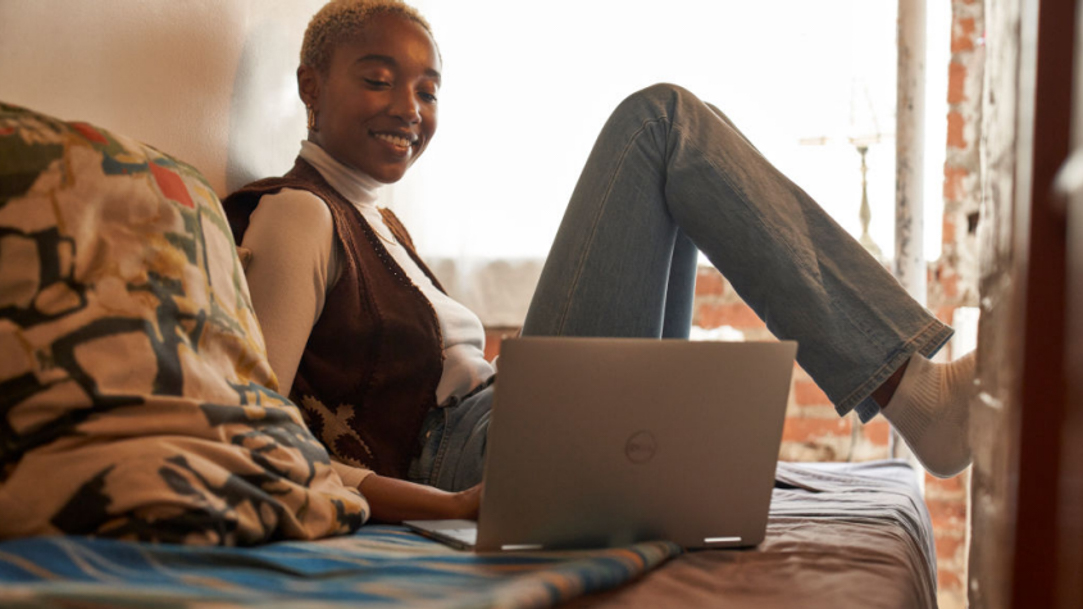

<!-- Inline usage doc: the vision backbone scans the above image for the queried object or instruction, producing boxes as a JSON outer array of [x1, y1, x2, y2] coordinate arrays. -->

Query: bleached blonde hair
[[301, 0, 435, 73]]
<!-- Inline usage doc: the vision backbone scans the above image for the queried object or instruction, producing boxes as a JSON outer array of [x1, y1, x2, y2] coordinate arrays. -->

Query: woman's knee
[[612, 83, 700, 121], [635, 82, 697, 104]]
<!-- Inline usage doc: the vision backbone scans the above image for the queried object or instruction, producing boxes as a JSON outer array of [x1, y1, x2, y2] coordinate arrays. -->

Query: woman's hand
[[449, 482, 483, 520], [358, 474, 483, 523]]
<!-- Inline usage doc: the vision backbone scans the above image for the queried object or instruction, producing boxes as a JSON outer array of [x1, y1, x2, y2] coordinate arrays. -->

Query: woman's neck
[[299, 140, 382, 207]]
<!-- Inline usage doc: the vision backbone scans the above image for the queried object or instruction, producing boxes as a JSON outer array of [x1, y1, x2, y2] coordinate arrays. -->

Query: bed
[[570, 460, 937, 609], [0, 105, 936, 607], [0, 460, 935, 608]]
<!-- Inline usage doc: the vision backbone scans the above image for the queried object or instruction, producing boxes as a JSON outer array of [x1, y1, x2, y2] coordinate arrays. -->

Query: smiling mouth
[[372, 132, 417, 149]]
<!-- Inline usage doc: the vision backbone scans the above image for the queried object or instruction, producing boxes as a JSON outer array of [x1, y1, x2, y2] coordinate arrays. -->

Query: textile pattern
[[0, 103, 367, 545], [0, 525, 680, 608]]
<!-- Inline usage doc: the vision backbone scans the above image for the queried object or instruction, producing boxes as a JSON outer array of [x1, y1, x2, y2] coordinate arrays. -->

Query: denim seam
[[427, 408, 453, 486], [553, 116, 668, 333], [834, 319, 955, 415]]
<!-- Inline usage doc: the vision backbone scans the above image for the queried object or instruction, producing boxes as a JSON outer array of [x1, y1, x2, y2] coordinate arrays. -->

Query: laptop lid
[[471, 336, 796, 552]]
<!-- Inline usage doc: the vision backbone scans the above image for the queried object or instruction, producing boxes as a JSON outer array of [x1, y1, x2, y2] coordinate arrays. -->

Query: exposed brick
[[939, 590, 966, 609], [946, 110, 967, 149], [693, 302, 765, 330], [943, 165, 968, 201], [860, 420, 891, 446], [950, 17, 977, 53], [791, 405, 842, 420], [936, 531, 967, 562], [791, 362, 813, 382], [943, 215, 957, 242], [938, 567, 964, 592], [947, 61, 968, 103], [935, 306, 957, 326], [933, 7, 981, 606], [941, 272, 959, 300], [779, 440, 848, 462], [850, 419, 891, 461], [694, 268, 727, 298], [927, 472, 967, 496], [927, 497, 968, 529], [793, 380, 830, 406], [483, 327, 519, 362], [782, 417, 851, 443]]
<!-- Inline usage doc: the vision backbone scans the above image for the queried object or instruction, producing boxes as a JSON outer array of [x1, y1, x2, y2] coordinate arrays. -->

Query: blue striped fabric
[[0, 526, 680, 608]]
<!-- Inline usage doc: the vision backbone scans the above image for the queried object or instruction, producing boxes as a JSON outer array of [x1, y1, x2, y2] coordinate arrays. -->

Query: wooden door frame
[[1008, 0, 1075, 606]]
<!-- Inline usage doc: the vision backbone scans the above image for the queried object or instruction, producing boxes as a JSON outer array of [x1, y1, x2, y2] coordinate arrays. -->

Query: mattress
[[0, 460, 936, 609], [567, 460, 938, 609]]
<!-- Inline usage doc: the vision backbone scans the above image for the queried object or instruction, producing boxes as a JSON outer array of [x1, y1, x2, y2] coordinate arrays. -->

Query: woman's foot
[[881, 352, 977, 478]]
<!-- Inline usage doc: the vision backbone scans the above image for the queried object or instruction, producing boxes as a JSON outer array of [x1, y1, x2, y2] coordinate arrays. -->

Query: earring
[[306, 105, 318, 132]]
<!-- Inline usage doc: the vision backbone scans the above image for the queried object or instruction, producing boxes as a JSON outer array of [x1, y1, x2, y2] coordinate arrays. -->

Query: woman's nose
[[389, 88, 421, 123]]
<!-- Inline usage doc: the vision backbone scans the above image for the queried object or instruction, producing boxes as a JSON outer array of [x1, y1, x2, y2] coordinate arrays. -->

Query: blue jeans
[[410, 84, 953, 492]]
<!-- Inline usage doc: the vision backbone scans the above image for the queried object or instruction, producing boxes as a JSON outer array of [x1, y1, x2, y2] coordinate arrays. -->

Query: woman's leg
[[522, 83, 953, 423], [661, 231, 697, 339]]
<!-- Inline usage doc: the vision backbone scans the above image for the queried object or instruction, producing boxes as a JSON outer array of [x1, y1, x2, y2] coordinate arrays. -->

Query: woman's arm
[[330, 459, 481, 522], [360, 475, 482, 523], [241, 189, 338, 395]]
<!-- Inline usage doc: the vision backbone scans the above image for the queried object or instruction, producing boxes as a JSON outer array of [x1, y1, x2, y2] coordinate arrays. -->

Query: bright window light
[[391, 0, 950, 265]]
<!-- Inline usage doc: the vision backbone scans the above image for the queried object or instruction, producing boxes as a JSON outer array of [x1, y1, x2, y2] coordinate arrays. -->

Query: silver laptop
[[405, 336, 796, 552]]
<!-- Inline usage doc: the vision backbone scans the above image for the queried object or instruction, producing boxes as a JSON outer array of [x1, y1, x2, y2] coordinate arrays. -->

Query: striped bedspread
[[0, 526, 679, 608]]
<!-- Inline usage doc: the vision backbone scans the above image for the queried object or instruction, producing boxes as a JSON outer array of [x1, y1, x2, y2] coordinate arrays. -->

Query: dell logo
[[625, 430, 657, 464]]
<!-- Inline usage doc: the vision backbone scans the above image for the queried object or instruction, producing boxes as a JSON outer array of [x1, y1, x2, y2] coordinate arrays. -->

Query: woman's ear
[[297, 65, 320, 108]]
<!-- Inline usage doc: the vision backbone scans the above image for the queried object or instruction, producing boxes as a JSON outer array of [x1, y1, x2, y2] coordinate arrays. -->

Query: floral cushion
[[0, 103, 367, 545]]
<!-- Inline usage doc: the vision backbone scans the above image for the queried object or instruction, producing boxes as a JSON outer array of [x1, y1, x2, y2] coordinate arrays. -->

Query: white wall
[[0, 0, 323, 197]]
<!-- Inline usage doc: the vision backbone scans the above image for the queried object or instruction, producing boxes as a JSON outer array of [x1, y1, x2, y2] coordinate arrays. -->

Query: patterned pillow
[[0, 103, 367, 545]]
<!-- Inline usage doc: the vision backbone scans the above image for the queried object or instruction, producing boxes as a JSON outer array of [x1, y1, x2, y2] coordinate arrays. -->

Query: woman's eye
[[364, 78, 391, 88], [419, 91, 438, 103]]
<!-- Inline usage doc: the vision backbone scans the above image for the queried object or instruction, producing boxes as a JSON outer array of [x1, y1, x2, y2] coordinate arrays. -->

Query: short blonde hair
[[301, 0, 435, 74]]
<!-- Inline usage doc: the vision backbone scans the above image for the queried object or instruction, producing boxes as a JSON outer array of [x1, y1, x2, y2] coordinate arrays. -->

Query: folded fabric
[[0, 102, 367, 545], [0, 525, 680, 608]]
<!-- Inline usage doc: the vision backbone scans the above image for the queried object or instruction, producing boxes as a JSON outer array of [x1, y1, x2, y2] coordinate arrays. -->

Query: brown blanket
[[567, 461, 937, 609]]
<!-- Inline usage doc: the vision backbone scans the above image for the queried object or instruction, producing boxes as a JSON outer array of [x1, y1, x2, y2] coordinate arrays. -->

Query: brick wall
[[925, 308, 971, 609], [929, 2, 984, 607], [690, 267, 896, 462], [932, 0, 983, 316]]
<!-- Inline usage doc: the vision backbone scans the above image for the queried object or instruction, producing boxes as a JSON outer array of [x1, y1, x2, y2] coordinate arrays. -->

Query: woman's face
[[300, 13, 441, 183]]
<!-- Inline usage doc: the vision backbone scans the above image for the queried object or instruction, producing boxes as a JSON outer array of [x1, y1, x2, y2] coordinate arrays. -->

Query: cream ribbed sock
[[882, 351, 976, 478]]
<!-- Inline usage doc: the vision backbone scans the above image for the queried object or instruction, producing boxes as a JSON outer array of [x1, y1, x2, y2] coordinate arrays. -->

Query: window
[[388, 0, 950, 324]]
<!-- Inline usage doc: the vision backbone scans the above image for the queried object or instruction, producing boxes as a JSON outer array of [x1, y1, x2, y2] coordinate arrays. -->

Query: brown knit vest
[[223, 158, 445, 479]]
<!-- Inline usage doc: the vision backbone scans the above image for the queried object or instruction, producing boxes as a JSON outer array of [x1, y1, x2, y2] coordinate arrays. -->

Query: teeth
[[374, 133, 413, 147]]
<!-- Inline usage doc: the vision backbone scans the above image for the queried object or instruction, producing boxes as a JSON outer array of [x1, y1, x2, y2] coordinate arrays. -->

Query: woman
[[225, 0, 974, 523]]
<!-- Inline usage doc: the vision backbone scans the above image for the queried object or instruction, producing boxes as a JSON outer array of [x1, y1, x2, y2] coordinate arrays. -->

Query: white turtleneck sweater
[[240, 142, 495, 486]]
